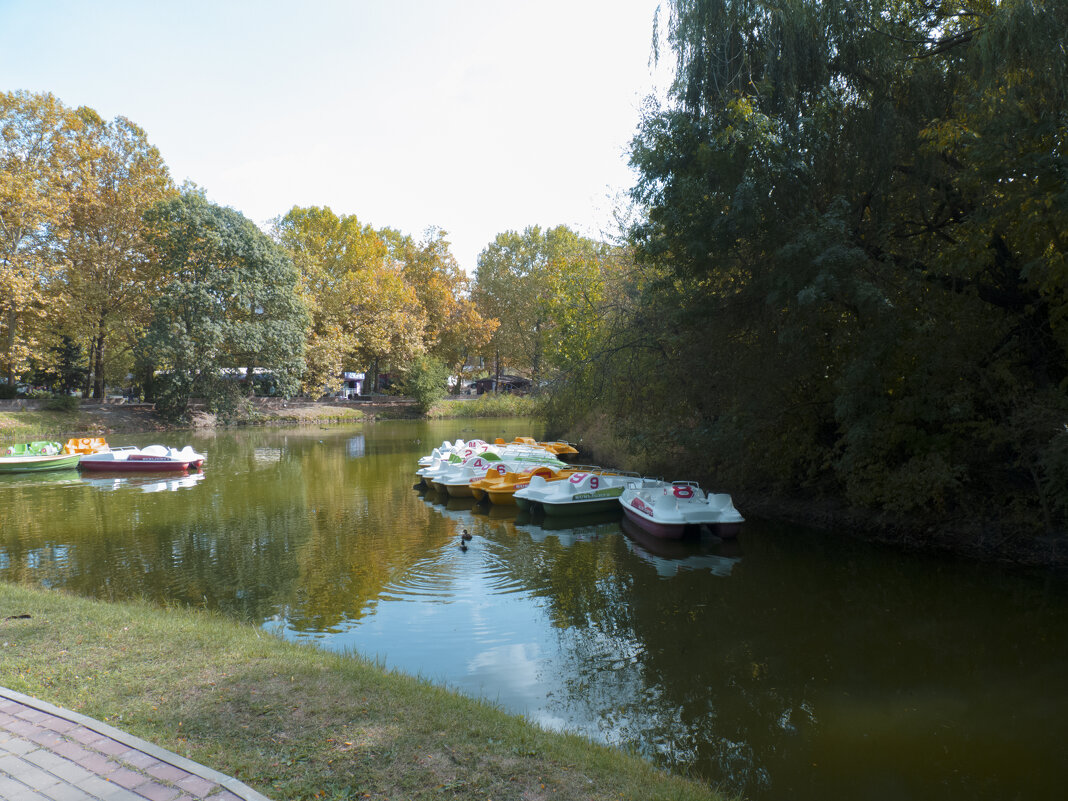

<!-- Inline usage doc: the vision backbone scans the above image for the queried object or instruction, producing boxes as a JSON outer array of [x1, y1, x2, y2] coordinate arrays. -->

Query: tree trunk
[[93, 320, 106, 399], [4, 308, 15, 387], [84, 337, 97, 398]]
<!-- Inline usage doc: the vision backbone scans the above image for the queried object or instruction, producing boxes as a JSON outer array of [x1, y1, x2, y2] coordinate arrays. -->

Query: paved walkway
[[0, 687, 271, 801]]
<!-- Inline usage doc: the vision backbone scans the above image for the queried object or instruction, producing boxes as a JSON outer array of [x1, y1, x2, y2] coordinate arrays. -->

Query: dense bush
[[402, 356, 450, 414]]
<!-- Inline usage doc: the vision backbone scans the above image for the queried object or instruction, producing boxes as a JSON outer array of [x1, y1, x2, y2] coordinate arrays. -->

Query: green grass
[[0, 583, 724, 801], [0, 409, 130, 442], [429, 394, 542, 419]]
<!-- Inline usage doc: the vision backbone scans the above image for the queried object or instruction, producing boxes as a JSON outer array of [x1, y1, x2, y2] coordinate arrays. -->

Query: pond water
[[2, 420, 1067, 800]]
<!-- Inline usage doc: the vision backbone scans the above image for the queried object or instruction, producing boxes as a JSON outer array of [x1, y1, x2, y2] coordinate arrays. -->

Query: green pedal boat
[[0, 441, 82, 473]]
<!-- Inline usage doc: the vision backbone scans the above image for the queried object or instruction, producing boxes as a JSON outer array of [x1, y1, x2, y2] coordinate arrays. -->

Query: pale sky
[[1, 0, 672, 272]]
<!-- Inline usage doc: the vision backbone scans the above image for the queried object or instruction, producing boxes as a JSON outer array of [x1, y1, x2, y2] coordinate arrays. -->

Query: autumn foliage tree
[[0, 91, 78, 389], [62, 108, 174, 398]]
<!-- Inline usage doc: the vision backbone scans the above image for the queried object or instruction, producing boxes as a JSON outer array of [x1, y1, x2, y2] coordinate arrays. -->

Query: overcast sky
[[1, 0, 672, 271]]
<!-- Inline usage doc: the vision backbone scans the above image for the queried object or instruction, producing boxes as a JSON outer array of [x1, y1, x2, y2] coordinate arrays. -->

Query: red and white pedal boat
[[78, 444, 206, 472], [619, 480, 744, 539]]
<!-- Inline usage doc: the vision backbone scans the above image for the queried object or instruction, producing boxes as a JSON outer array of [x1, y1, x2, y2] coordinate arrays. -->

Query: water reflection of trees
[[495, 520, 1068, 800], [0, 427, 454, 626], [6, 425, 1068, 801]]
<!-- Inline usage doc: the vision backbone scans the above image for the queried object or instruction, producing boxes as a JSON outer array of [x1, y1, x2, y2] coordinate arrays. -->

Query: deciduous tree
[[140, 191, 307, 420], [616, 0, 1068, 526], [62, 108, 174, 398], [274, 206, 392, 395], [0, 91, 77, 387]]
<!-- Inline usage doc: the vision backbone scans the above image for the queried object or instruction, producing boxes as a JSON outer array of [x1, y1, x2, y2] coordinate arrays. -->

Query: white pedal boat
[[78, 444, 206, 472], [619, 480, 743, 539]]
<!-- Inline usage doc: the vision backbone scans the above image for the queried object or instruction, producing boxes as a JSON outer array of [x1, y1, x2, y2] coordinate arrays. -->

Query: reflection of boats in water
[[533, 508, 623, 531], [472, 503, 519, 520], [79, 471, 207, 493], [513, 511, 620, 547], [0, 468, 83, 488], [419, 488, 480, 526], [620, 515, 741, 577]]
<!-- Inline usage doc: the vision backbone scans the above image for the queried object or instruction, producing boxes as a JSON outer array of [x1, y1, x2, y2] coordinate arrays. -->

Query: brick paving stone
[[138, 782, 182, 801], [0, 758, 61, 792], [80, 776, 145, 801], [0, 774, 33, 797], [119, 750, 160, 770], [7, 718, 43, 738], [76, 752, 119, 774], [90, 737, 132, 757], [3, 733, 38, 755], [24, 747, 78, 774], [41, 715, 78, 735], [52, 740, 92, 763], [41, 781, 97, 801], [37, 754, 95, 786], [175, 774, 218, 797], [145, 762, 188, 783], [68, 726, 103, 746], [15, 708, 50, 724], [29, 728, 68, 748], [109, 766, 151, 790], [13, 789, 56, 801]]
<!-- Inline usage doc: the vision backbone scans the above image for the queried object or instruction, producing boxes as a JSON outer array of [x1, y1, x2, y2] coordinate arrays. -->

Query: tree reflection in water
[[3, 421, 1068, 801]]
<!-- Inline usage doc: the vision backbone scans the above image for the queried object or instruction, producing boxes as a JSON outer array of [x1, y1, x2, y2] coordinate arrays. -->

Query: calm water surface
[[2, 420, 1067, 800]]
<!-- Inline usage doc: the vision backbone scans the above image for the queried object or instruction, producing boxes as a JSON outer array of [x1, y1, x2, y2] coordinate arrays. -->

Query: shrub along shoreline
[[0, 583, 721, 801]]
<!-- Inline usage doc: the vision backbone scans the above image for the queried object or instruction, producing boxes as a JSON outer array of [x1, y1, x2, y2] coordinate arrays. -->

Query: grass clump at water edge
[[429, 393, 542, 419], [0, 583, 724, 801]]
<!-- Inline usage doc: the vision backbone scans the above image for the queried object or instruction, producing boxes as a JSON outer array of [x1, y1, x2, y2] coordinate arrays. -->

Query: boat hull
[[541, 497, 623, 517], [79, 458, 202, 472], [621, 505, 691, 539], [0, 453, 82, 473], [485, 490, 519, 506], [443, 482, 475, 498]]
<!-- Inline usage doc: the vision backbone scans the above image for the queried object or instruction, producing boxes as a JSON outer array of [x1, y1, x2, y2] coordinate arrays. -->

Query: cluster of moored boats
[[0, 438, 206, 474], [416, 436, 744, 539]]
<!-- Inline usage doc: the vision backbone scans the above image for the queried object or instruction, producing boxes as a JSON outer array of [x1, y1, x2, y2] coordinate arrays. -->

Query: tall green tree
[[618, 0, 1068, 526], [474, 225, 608, 388], [140, 190, 308, 420]]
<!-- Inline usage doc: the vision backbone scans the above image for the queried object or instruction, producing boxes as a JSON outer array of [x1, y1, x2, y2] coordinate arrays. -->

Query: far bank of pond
[[2, 419, 1067, 801]]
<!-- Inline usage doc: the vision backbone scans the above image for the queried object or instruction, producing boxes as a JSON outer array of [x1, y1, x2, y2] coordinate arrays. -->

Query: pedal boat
[[470, 464, 565, 505], [78, 444, 206, 472], [0, 441, 82, 473], [514, 470, 637, 516], [619, 480, 744, 539]]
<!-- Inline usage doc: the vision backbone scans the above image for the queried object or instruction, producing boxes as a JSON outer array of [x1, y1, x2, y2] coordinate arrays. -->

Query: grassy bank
[[0, 583, 722, 801], [0, 406, 170, 441], [429, 394, 542, 419], [0, 403, 372, 444]]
